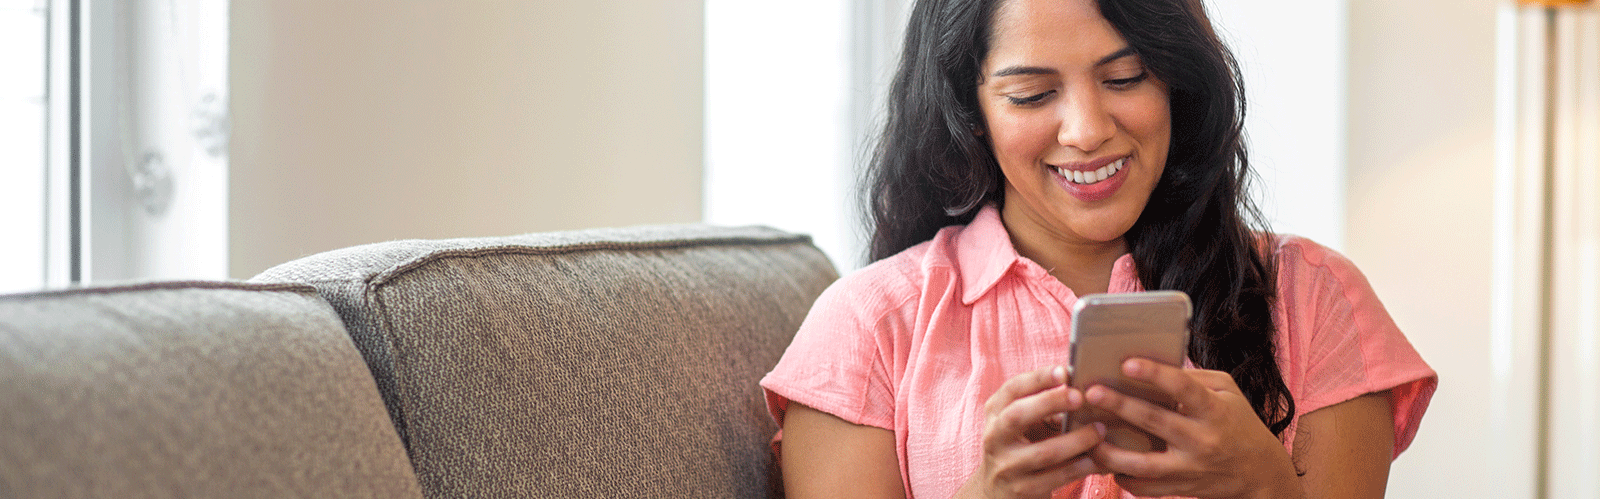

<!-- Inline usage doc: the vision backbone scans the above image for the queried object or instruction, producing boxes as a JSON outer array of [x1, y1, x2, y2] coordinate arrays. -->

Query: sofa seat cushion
[[253, 225, 837, 498], [0, 281, 424, 499]]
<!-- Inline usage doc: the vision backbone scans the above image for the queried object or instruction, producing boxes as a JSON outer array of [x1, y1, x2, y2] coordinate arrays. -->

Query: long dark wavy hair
[[865, 0, 1293, 435]]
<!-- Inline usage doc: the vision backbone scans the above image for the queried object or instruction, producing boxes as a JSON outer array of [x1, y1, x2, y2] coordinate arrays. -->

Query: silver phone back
[[1066, 290, 1192, 451]]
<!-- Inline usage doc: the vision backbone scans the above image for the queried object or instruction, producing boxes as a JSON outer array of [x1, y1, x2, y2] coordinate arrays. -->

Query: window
[[704, 0, 869, 269], [0, 0, 228, 293], [0, 0, 47, 293]]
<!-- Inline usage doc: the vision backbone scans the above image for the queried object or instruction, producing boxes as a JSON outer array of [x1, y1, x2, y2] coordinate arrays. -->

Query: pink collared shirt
[[760, 205, 1437, 499]]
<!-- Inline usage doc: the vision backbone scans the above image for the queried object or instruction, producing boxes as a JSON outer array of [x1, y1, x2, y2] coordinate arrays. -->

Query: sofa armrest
[[0, 281, 423, 498], [254, 225, 838, 498]]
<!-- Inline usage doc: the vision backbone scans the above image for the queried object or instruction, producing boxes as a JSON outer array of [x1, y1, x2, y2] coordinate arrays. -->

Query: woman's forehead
[[984, 0, 1133, 70]]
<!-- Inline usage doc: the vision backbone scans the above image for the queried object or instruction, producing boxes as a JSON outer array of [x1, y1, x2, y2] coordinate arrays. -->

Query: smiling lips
[[1051, 156, 1130, 202], [1054, 157, 1127, 185]]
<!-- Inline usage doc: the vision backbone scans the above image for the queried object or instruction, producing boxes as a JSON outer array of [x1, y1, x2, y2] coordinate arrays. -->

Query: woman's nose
[[1056, 90, 1115, 152]]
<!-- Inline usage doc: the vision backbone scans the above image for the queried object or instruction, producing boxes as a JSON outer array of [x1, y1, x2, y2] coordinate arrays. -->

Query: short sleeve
[[760, 267, 914, 432], [1278, 238, 1438, 458]]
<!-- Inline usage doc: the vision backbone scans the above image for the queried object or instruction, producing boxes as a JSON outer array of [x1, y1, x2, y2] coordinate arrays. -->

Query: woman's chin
[[1059, 216, 1138, 246]]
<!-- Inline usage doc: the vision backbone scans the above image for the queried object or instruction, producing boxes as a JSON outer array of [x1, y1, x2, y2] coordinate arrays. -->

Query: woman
[[760, 0, 1436, 497]]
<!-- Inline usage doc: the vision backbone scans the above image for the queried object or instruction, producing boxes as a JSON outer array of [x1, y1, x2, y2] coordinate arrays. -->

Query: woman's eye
[[1005, 91, 1054, 106], [1106, 72, 1150, 90]]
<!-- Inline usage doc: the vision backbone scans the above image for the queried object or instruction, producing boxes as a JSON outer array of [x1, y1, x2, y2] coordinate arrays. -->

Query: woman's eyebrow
[[989, 47, 1140, 78], [991, 66, 1056, 78], [1096, 46, 1138, 66]]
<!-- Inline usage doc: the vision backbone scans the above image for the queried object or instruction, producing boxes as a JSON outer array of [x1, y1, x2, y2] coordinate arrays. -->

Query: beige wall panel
[[1346, 0, 1500, 496], [230, 1, 703, 278]]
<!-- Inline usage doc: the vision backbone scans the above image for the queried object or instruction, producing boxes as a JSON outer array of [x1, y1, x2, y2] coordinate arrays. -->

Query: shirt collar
[[953, 205, 1018, 305], [951, 204, 1143, 304]]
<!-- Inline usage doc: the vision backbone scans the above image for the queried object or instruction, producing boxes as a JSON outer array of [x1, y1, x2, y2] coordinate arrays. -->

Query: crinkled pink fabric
[[760, 205, 1437, 499]]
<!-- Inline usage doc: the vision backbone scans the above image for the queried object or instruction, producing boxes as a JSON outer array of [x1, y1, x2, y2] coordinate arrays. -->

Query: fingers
[[989, 454, 1101, 498], [1090, 433, 1185, 478], [1183, 368, 1244, 395], [983, 366, 1074, 446], [984, 365, 1069, 416], [986, 384, 1083, 452], [973, 367, 1108, 498], [1004, 424, 1107, 474], [1120, 359, 1225, 417], [1084, 383, 1203, 450], [1074, 362, 1292, 499], [986, 425, 1107, 497]]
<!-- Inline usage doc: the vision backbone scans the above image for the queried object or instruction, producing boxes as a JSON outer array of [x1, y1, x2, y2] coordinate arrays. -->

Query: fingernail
[[1053, 365, 1067, 383], [1066, 388, 1082, 405], [1124, 359, 1143, 376], [1092, 422, 1107, 437]]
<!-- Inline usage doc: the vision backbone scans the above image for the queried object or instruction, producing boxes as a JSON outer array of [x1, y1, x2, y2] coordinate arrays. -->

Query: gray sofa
[[0, 224, 838, 498]]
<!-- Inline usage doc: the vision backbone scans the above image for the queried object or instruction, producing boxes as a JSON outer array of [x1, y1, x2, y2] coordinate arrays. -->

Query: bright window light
[[0, 0, 47, 293]]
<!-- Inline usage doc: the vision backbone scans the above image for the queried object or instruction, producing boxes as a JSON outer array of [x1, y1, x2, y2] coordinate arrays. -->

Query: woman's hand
[[1083, 359, 1302, 499], [956, 365, 1107, 499]]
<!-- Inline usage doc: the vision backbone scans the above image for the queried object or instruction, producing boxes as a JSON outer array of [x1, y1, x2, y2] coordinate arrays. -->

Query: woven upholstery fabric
[[252, 225, 838, 498], [0, 281, 424, 499]]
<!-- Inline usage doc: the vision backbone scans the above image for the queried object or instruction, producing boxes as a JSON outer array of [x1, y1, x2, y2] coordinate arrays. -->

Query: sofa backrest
[[252, 225, 838, 498], [0, 281, 424, 499]]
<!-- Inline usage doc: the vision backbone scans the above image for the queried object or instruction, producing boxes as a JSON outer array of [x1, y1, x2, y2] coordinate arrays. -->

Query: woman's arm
[[781, 366, 1106, 499], [1290, 391, 1394, 498], [781, 402, 907, 499]]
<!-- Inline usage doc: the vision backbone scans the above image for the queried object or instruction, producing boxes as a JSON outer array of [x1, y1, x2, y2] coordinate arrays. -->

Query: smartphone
[[1064, 290, 1192, 452]]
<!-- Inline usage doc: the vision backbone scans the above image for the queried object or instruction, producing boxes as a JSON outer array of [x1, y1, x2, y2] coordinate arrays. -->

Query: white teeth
[[1058, 157, 1127, 185]]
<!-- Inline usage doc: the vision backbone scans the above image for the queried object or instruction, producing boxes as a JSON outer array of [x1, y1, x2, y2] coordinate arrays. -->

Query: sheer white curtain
[[1494, 1, 1600, 497], [1, 0, 227, 292], [0, 1, 46, 293], [1, 0, 229, 293], [80, 0, 228, 283]]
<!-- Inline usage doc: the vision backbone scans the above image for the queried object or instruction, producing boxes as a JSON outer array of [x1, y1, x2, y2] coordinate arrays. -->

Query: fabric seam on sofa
[[0, 281, 318, 300], [366, 236, 816, 289]]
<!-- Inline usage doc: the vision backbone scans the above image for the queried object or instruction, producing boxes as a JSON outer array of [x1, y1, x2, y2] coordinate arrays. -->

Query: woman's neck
[[1008, 230, 1128, 296]]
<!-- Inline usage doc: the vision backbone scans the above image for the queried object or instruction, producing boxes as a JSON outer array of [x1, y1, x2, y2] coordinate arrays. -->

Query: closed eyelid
[[1007, 89, 1053, 100]]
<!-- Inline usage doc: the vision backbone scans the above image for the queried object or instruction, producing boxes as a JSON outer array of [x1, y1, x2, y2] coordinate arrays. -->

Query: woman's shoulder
[[1259, 233, 1369, 288], [1260, 232, 1408, 362], [1263, 233, 1340, 263], [812, 225, 968, 322], [1258, 236, 1437, 454]]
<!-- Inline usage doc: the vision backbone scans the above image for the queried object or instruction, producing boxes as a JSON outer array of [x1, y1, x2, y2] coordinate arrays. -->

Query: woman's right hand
[[957, 365, 1107, 499]]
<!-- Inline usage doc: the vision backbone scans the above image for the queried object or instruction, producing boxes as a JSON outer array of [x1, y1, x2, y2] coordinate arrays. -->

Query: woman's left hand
[[1083, 358, 1303, 499]]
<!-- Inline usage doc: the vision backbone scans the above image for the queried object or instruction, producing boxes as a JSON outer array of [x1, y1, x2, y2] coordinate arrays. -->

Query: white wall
[[229, 0, 704, 278], [1206, 0, 1348, 249], [1345, 0, 1500, 496]]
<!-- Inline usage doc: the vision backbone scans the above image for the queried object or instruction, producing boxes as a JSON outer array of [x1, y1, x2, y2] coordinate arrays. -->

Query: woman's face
[[977, 0, 1171, 251]]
